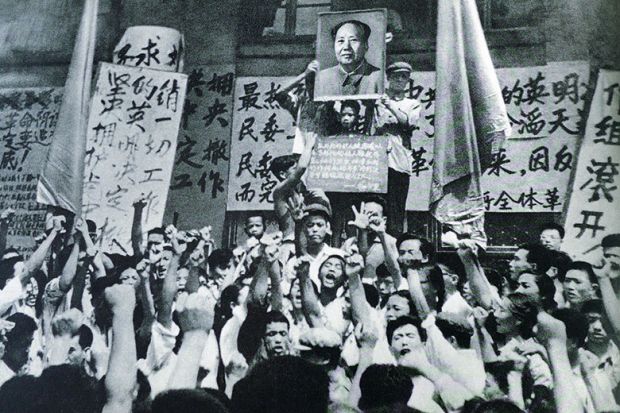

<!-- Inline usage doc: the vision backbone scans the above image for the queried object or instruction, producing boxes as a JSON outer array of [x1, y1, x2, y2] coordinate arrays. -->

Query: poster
[[0, 87, 62, 255], [563, 69, 620, 262], [82, 63, 187, 254], [164, 65, 234, 246], [307, 135, 388, 192], [228, 61, 589, 212]]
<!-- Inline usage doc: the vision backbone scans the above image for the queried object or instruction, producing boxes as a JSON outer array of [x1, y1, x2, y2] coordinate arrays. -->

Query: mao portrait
[[314, 9, 386, 101]]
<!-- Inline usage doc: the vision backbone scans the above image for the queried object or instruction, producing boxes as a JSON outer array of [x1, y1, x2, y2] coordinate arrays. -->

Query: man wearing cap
[[316, 20, 382, 97], [374, 61, 421, 235]]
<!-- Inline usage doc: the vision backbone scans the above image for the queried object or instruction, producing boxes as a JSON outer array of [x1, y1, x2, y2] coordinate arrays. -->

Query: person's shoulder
[[364, 61, 381, 75], [318, 65, 340, 78]]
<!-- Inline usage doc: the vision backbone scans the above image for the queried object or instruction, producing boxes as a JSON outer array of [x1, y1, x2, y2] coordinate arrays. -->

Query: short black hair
[[231, 356, 329, 413], [5, 313, 37, 345], [77, 324, 94, 349], [435, 315, 473, 348], [208, 248, 234, 270], [516, 270, 557, 311], [147, 226, 166, 238], [580, 299, 604, 315], [362, 283, 380, 308], [340, 99, 361, 115], [540, 222, 565, 239], [506, 292, 539, 340], [269, 154, 300, 179], [552, 308, 589, 348], [564, 261, 598, 286], [361, 194, 388, 216], [387, 290, 416, 319], [358, 364, 412, 411], [265, 310, 290, 330], [386, 315, 423, 345], [396, 232, 435, 261], [331, 19, 371, 42], [152, 389, 230, 413], [375, 263, 391, 278], [245, 213, 265, 225], [602, 233, 620, 249], [518, 243, 553, 273]]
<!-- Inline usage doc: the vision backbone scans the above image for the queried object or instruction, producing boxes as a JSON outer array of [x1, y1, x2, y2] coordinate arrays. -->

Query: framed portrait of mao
[[314, 9, 387, 101]]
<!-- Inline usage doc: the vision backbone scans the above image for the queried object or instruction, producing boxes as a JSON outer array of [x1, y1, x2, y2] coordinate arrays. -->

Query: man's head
[[147, 226, 166, 246], [358, 364, 412, 412], [263, 311, 291, 358], [339, 100, 360, 132], [362, 195, 387, 222], [602, 233, 620, 272], [375, 264, 395, 299], [396, 233, 434, 266], [539, 223, 564, 251], [318, 255, 346, 291], [435, 312, 473, 349], [562, 261, 598, 308], [245, 214, 265, 239], [118, 267, 140, 288], [269, 154, 300, 182], [65, 325, 94, 368], [208, 249, 235, 282], [331, 20, 371, 70], [581, 299, 610, 348], [303, 211, 330, 246], [386, 315, 424, 359], [386, 61, 412, 93], [514, 270, 556, 310], [384, 290, 415, 322], [509, 243, 552, 280], [2, 313, 37, 372]]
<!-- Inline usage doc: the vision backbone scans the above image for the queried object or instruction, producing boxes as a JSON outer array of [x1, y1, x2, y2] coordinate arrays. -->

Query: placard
[[82, 63, 187, 254], [563, 69, 620, 261], [0, 87, 62, 255], [306, 135, 388, 192], [164, 65, 234, 245]]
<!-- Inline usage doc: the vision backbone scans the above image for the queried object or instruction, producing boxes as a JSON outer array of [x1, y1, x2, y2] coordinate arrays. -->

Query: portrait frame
[[314, 9, 387, 101]]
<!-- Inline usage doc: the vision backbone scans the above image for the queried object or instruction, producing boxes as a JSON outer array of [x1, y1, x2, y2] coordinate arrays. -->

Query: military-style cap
[[386, 61, 412, 74]]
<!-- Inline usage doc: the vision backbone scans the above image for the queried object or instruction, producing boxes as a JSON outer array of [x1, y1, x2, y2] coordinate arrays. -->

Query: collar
[[337, 60, 369, 91]]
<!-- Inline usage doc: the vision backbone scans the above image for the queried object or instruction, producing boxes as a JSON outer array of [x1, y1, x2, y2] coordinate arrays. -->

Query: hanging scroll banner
[[113, 26, 184, 72], [306, 135, 388, 193], [0, 87, 62, 256], [563, 69, 620, 262], [82, 62, 187, 254], [164, 65, 235, 246]]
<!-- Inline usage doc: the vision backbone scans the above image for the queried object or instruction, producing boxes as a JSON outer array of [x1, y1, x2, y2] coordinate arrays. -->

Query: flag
[[431, 0, 511, 247], [37, 0, 99, 215]]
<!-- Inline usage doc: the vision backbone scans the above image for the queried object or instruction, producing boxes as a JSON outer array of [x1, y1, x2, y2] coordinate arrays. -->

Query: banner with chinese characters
[[113, 26, 184, 72], [83, 63, 187, 254], [307, 135, 388, 193], [164, 65, 234, 245], [227, 77, 297, 211], [563, 69, 620, 262], [0, 88, 62, 255], [228, 62, 589, 212]]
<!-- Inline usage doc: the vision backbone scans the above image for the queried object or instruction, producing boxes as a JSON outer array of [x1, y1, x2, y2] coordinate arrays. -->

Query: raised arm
[[273, 132, 317, 211], [297, 258, 323, 327], [345, 253, 371, 325], [167, 292, 216, 390], [131, 197, 146, 257], [405, 267, 431, 319], [248, 255, 270, 308], [21, 216, 64, 285], [275, 60, 318, 104], [536, 312, 583, 413], [286, 193, 306, 257], [456, 241, 497, 310], [369, 216, 401, 288], [348, 322, 379, 407], [102, 284, 137, 413], [157, 228, 185, 328], [596, 261, 620, 346]]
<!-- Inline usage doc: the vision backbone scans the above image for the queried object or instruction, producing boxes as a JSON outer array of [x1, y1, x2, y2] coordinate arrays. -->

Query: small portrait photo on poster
[[314, 9, 387, 101]]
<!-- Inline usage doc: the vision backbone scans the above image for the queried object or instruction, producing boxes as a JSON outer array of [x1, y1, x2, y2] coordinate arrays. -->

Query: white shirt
[[0, 277, 24, 316], [0, 360, 16, 388]]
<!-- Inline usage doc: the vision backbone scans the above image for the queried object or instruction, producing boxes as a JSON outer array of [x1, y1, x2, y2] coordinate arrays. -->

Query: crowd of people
[[0, 56, 618, 413]]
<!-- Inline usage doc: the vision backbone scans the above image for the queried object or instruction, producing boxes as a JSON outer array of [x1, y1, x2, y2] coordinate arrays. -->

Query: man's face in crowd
[[365, 201, 384, 221], [24, 278, 39, 307], [339, 106, 358, 131], [212, 259, 235, 283], [189, 246, 205, 267], [585, 311, 609, 346], [438, 263, 459, 293], [264, 321, 289, 358], [461, 281, 477, 307], [390, 324, 422, 359], [4, 332, 33, 371], [289, 279, 302, 310], [398, 239, 426, 266], [176, 268, 189, 291], [540, 229, 562, 251], [65, 335, 89, 367], [319, 257, 345, 290], [387, 71, 409, 92], [514, 272, 540, 302], [603, 245, 620, 272], [245, 216, 265, 239], [147, 232, 164, 247], [376, 275, 395, 298], [493, 298, 517, 335], [563, 269, 597, 306], [303, 215, 328, 245], [158, 248, 173, 275], [385, 294, 410, 322], [334, 23, 367, 68], [119, 268, 140, 287], [509, 248, 533, 279]]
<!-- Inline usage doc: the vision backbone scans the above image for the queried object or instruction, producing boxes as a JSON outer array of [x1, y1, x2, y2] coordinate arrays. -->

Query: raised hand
[[175, 292, 216, 332], [472, 306, 489, 329], [164, 224, 177, 242], [171, 230, 187, 256], [294, 256, 312, 279], [368, 215, 386, 234], [286, 192, 306, 222], [133, 195, 147, 210], [347, 202, 370, 230], [305, 60, 320, 76], [345, 252, 364, 276], [354, 322, 378, 350], [104, 284, 136, 315], [51, 215, 66, 234], [535, 312, 567, 346]]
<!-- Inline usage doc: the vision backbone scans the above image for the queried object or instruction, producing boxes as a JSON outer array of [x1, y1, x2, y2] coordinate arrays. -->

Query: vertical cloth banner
[[36, 0, 98, 214], [431, 0, 511, 244], [563, 70, 620, 262], [0, 88, 62, 255], [82, 63, 187, 254], [164, 66, 235, 246]]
